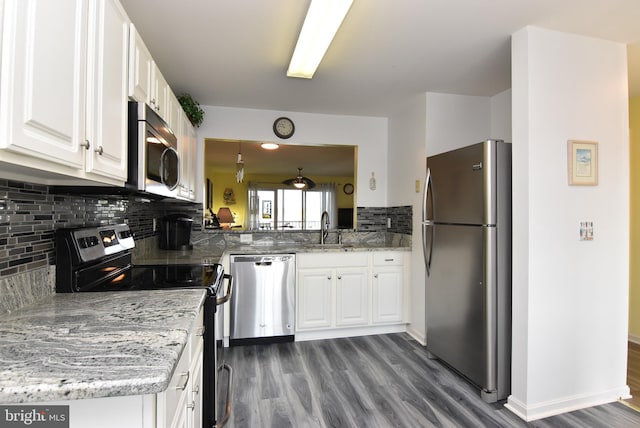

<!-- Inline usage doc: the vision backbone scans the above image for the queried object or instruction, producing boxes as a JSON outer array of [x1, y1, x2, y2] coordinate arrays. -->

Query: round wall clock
[[343, 183, 354, 195], [273, 117, 295, 139]]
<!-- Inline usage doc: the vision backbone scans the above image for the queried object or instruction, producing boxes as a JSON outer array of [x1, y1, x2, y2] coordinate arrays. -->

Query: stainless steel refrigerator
[[422, 139, 511, 403]]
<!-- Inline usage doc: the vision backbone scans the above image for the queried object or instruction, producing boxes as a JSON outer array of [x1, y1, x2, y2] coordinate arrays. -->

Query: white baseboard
[[295, 324, 406, 342], [406, 325, 426, 345], [505, 386, 631, 422], [629, 334, 640, 345]]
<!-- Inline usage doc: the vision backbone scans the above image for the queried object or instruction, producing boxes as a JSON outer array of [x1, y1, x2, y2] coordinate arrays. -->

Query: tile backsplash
[[0, 180, 200, 277], [0, 178, 412, 279]]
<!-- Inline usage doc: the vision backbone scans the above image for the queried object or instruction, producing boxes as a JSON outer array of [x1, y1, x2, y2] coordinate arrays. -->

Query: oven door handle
[[216, 273, 233, 306], [215, 362, 233, 428]]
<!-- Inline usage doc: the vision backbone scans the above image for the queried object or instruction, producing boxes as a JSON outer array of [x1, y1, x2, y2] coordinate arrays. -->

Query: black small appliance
[[160, 213, 193, 250]]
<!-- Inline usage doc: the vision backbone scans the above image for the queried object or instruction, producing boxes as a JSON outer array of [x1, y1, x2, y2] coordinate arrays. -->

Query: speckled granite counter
[[0, 289, 206, 404], [133, 242, 410, 266]]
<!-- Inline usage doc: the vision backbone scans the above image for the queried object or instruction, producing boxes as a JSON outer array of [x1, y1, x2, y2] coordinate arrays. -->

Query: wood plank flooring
[[224, 333, 640, 427], [626, 341, 640, 408]]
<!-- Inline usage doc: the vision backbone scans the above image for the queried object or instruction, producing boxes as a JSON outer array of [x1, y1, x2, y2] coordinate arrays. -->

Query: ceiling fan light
[[261, 143, 279, 150], [287, 0, 354, 79], [294, 181, 306, 189]]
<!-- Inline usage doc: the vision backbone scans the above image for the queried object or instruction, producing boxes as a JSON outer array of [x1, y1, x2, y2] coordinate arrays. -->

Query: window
[[249, 184, 336, 230]]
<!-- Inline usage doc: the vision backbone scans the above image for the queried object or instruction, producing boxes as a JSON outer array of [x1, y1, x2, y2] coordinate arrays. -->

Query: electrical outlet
[[152, 218, 157, 232], [415, 180, 421, 193], [387, 218, 391, 228], [240, 233, 253, 243]]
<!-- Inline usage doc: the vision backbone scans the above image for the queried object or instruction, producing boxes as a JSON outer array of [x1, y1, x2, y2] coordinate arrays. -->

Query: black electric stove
[[55, 224, 233, 428]]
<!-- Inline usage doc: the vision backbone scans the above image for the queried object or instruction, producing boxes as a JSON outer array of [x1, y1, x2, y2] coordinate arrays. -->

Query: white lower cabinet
[[297, 251, 407, 339], [156, 305, 204, 428], [297, 267, 333, 329], [335, 267, 369, 326], [372, 252, 404, 324]]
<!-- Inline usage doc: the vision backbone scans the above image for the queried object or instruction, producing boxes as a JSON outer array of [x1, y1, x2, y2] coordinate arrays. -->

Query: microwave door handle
[[159, 146, 179, 189]]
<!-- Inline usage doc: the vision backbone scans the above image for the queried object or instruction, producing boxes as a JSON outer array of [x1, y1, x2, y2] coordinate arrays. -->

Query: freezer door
[[426, 224, 497, 392], [427, 141, 498, 225]]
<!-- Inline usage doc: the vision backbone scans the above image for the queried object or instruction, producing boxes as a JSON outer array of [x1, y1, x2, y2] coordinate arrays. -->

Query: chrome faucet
[[320, 211, 330, 244]]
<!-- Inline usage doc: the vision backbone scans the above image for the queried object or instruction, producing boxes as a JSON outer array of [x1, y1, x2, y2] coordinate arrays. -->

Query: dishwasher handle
[[216, 273, 233, 306]]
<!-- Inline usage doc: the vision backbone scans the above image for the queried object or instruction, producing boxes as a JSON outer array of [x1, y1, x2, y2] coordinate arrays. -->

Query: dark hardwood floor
[[224, 333, 640, 427], [626, 341, 640, 409]]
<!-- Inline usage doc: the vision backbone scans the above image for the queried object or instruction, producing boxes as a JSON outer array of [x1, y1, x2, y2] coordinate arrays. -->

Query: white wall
[[425, 93, 491, 156], [508, 26, 630, 421], [387, 93, 427, 340], [491, 89, 512, 141], [195, 105, 388, 208]]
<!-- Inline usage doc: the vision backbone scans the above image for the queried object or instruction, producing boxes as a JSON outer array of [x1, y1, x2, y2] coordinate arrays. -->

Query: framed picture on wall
[[567, 140, 598, 186]]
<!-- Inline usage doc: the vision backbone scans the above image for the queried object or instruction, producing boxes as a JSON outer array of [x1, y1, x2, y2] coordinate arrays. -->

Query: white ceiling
[[120, 0, 640, 118]]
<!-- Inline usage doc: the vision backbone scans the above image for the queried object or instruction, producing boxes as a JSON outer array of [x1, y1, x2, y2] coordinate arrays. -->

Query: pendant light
[[236, 143, 244, 183], [283, 167, 316, 189]]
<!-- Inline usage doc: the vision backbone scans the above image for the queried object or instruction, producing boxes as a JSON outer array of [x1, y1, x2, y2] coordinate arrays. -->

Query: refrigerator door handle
[[422, 168, 431, 223], [422, 168, 434, 275]]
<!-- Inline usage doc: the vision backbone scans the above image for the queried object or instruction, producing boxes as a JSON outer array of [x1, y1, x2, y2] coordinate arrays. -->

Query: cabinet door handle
[[327, 275, 332, 280], [187, 400, 195, 410], [385, 258, 394, 262], [337, 275, 342, 280], [196, 327, 205, 337], [94, 145, 104, 155], [374, 273, 378, 278], [80, 140, 90, 150], [175, 371, 190, 391]]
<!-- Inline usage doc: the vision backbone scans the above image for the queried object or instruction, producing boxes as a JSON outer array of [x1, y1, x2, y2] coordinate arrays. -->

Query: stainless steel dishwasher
[[229, 254, 295, 345]]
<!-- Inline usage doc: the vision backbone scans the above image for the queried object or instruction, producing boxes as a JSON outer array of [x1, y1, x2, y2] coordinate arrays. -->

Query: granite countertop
[[133, 242, 410, 266], [0, 289, 206, 404]]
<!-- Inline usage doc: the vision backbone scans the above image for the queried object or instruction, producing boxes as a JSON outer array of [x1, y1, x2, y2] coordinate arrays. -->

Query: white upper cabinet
[[151, 64, 170, 120], [128, 23, 153, 104], [85, 0, 130, 180], [0, 0, 88, 169], [0, 0, 130, 185]]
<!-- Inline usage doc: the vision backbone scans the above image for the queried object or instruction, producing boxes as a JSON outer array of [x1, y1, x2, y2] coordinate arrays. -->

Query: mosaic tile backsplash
[[0, 179, 412, 278], [0, 180, 201, 277]]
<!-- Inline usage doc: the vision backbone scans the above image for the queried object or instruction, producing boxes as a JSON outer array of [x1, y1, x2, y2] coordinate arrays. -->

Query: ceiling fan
[[282, 167, 316, 189]]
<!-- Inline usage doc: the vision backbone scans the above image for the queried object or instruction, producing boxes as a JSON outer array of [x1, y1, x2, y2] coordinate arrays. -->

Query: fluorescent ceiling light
[[261, 143, 280, 150], [287, 0, 354, 79]]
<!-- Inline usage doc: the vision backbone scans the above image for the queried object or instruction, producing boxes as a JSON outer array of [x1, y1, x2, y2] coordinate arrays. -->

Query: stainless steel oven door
[[205, 273, 233, 428], [215, 274, 233, 427]]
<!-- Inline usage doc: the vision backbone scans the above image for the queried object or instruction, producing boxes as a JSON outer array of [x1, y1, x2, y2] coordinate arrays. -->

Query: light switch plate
[[415, 180, 421, 193], [579, 221, 594, 241]]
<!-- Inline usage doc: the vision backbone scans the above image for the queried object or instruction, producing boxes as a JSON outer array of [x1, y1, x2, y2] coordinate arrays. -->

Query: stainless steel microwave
[[127, 102, 179, 198]]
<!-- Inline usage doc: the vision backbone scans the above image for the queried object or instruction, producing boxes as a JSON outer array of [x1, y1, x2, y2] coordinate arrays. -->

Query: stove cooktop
[[84, 264, 224, 293]]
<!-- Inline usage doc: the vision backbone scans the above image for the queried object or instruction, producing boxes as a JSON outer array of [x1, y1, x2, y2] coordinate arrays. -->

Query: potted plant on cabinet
[[178, 94, 205, 127]]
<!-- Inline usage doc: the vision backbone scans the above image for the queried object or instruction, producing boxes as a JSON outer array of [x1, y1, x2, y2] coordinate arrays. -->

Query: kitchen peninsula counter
[[133, 242, 410, 266], [0, 289, 206, 404]]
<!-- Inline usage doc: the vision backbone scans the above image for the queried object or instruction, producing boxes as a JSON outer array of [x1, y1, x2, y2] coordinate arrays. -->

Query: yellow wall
[[630, 96, 640, 338], [204, 166, 354, 229]]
